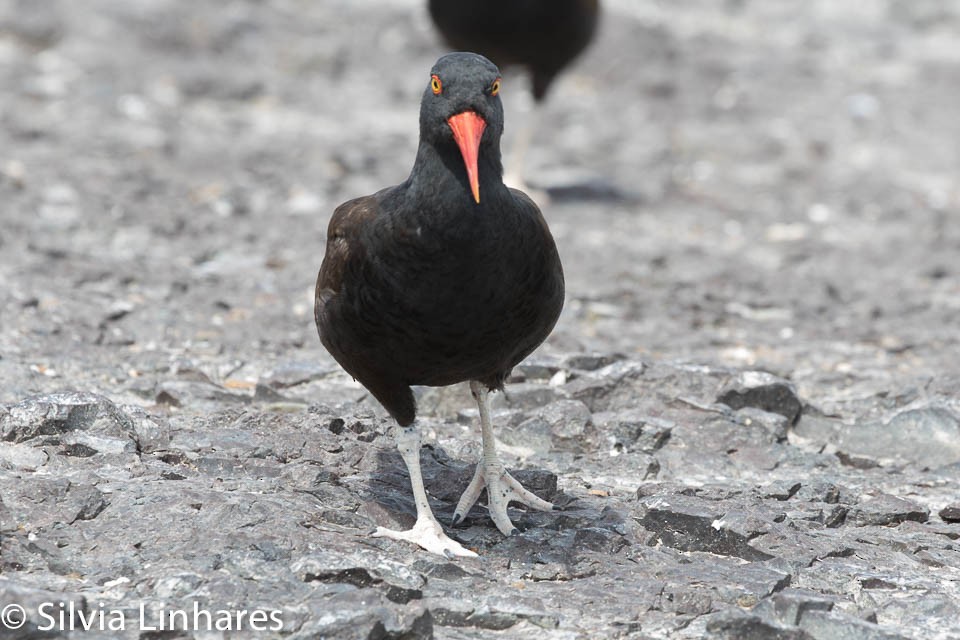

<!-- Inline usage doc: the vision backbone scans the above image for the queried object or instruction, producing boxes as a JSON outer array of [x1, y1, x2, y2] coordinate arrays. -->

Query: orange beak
[[447, 111, 487, 204]]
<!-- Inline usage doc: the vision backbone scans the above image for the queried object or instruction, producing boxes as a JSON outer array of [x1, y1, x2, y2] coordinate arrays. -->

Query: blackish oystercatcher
[[428, 0, 600, 102], [428, 0, 600, 191], [315, 53, 564, 558]]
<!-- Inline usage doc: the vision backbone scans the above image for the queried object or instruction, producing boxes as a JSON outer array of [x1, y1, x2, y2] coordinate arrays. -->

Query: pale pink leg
[[373, 423, 477, 558], [451, 381, 554, 535]]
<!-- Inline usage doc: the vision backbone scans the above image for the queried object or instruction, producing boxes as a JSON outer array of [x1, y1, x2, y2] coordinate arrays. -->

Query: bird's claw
[[372, 519, 478, 558], [453, 463, 554, 536]]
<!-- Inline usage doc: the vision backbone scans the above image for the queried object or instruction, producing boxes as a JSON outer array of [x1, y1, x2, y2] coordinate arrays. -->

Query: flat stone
[[562, 360, 647, 412], [123, 405, 171, 453], [760, 481, 802, 501], [5, 477, 108, 530], [155, 380, 251, 406], [290, 588, 433, 639], [717, 371, 802, 425], [793, 482, 844, 505], [595, 409, 673, 454], [510, 399, 593, 452], [564, 352, 624, 371], [0, 580, 87, 637], [261, 361, 333, 388], [798, 609, 911, 640], [707, 612, 815, 639], [0, 392, 136, 444], [426, 594, 558, 631], [835, 406, 960, 469], [293, 549, 426, 604], [750, 588, 837, 626], [938, 502, 960, 523], [660, 557, 791, 606], [510, 354, 564, 381], [736, 407, 791, 442], [494, 383, 564, 412], [0, 442, 48, 470], [790, 414, 847, 449], [847, 495, 929, 527], [195, 454, 283, 479], [750, 526, 854, 571], [59, 431, 137, 456], [637, 493, 774, 561]]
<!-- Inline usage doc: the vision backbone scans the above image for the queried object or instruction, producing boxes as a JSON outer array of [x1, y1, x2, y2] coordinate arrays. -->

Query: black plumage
[[428, 0, 599, 102]]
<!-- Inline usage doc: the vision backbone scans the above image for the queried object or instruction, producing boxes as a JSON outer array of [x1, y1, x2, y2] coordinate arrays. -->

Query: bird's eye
[[431, 75, 442, 95], [490, 78, 501, 96]]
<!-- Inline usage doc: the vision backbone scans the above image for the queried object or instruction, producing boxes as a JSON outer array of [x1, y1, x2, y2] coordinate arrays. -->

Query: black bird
[[428, 0, 600, 102], [428, 0, 600, 191], [315, 53, 564, 557]]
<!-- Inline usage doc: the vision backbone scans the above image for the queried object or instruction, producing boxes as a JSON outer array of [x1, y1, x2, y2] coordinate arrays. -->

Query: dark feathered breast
[[315, 186, 563, 425]]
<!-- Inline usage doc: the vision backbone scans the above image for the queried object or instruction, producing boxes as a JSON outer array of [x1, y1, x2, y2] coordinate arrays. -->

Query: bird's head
[[419, 52, 504, 204]]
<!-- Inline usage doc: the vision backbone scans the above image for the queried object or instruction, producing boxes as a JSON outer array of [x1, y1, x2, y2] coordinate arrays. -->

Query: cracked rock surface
[[2, 0, 959, 638]]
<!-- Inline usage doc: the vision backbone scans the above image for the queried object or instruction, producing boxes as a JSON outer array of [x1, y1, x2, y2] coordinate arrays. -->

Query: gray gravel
[[2, 0, 960, 638]]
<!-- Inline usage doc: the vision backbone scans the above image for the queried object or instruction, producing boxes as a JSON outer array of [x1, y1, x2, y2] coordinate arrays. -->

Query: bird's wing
[[315, 195, 379, 302]]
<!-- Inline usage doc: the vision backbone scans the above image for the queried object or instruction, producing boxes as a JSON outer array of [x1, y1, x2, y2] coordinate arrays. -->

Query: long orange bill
[[447, 111, 487, 204]]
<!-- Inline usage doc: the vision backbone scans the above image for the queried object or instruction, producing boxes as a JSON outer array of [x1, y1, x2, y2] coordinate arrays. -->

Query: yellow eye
[[431, 74, 442, 95], [490, 78, 501, 96]]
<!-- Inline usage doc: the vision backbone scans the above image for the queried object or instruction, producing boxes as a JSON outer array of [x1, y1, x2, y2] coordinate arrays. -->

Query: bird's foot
[[373, 516, 478, 558], [452, 462, 553, 535]]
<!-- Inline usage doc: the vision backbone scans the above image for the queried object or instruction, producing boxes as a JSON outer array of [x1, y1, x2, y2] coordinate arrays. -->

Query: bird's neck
[[406, 140, 506, 206]]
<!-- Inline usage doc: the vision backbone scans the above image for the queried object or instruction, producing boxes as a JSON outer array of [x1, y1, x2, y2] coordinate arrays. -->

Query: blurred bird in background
[[428, 0, 600, 192]]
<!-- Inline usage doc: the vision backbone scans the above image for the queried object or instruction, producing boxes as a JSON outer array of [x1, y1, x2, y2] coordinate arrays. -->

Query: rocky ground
[[2, 0, 960, 638]]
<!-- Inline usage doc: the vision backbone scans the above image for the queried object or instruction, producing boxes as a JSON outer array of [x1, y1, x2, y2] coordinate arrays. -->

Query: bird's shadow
[[365, 442, 473, 531], [531, 176, 642, 205], [367, 438, 623, 561]]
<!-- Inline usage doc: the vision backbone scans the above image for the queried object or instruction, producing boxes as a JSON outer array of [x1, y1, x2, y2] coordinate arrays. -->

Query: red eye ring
[[431, 74, 442, 95], [490, 77, 501, 96]]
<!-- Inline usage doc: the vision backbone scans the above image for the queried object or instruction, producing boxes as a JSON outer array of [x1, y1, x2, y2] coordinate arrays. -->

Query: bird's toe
[[372, 519, 478, 558]]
